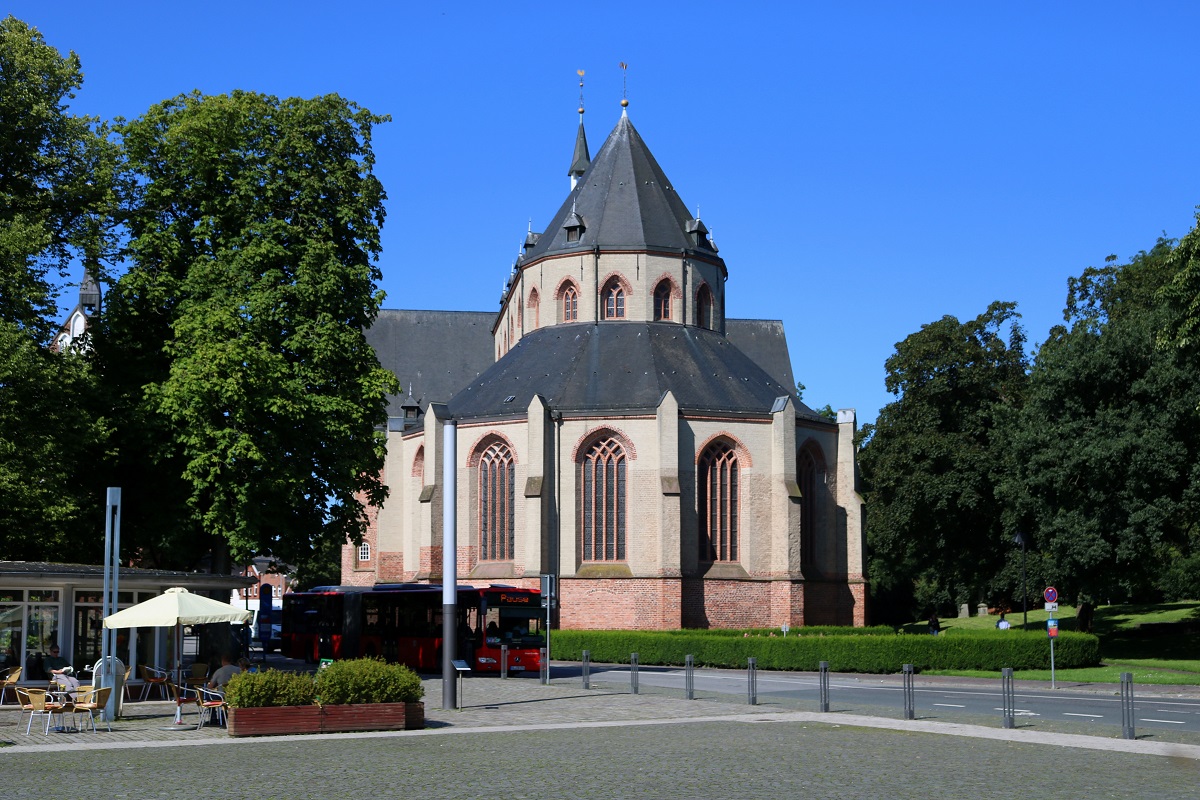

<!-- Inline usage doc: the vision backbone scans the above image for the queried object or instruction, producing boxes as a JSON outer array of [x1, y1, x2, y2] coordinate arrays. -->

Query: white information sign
[[1045, 602, 1058, 613]]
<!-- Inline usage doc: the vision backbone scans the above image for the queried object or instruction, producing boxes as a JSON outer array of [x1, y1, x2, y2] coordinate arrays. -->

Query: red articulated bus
[[280, 584, 545, 674]]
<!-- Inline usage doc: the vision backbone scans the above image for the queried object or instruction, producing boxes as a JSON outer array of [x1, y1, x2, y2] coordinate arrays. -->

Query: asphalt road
[[4, 718, 1199, 800], [582, 665, 1200, 737]]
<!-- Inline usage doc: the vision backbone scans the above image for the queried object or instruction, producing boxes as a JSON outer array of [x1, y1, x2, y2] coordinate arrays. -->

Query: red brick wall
[[804, 578, 867, 626], [681, 580, 803, 629], [559, 578, 682, 630]]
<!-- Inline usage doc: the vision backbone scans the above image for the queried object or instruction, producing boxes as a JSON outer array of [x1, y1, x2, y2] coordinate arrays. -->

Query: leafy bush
[[552, 629, 1100, 673], [314, 658, 424, 705], [223, 669, 316, 709]]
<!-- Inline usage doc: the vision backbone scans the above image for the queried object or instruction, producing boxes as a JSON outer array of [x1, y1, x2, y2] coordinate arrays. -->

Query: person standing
[[928, 613, 941, 636]]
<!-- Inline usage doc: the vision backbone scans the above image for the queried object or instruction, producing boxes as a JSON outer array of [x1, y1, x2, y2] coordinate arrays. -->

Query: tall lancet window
[[562, 285, 579, 322], [798, 446, 826, 568], [699, 442, 739, 562], [479, 441, 515, 561], [602, 280, 625, 319], [653, 280, 672, 321], [581, 438, 626, 561], [696, 284, 713, 330]]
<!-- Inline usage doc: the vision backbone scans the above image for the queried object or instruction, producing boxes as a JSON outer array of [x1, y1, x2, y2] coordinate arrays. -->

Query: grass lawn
[[901, 601, 1200, 686]]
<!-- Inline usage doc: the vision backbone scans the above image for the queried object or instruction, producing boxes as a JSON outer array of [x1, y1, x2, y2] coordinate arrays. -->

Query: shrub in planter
[[314, 657, 424, 705], [224, 669, 316, 709]]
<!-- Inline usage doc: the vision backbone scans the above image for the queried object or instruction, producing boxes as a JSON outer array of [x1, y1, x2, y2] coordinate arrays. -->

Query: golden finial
[[619, 62, 629, 107], [577, 69, 586, 115]]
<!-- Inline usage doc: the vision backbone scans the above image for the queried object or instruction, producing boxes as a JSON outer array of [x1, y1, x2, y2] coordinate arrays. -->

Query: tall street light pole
[[1013, 532, 1028, 628]]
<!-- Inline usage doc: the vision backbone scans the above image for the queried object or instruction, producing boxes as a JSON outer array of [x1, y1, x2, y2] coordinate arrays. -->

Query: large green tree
[[1002, 239, 1200, 610], [858, 302, 1029, 621], [0, 16, 114, 557], [95, 90, 399, 571], [1159, 210, 1200, 348]]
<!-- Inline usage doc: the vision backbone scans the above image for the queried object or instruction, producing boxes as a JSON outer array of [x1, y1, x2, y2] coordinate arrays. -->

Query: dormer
[[685, 218, 715, 252], [562, 208, 586, 244]]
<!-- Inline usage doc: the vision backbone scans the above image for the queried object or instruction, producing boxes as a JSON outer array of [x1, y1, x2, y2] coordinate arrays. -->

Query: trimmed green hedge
[[224, 669, 317, 709], [315, 658, 423, 705], [223, 659, 424, 708], [657, 626, 896, 638], [551, 629, 1099, 672]]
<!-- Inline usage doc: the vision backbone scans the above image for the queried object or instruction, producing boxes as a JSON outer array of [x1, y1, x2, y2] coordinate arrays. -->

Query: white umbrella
[[104, 587, 253, 684]]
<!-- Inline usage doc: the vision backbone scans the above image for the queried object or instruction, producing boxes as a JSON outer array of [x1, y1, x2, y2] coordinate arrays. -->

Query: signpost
[[540, 574, 555, 685], [1045, 587, 1059, 689]]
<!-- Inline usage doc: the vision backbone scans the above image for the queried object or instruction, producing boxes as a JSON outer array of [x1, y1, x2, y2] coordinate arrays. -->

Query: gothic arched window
[[479, 441, 515, 561], [653, 281, 672, 321], [602, 280, 625, 320], [562, 285, 579, 322], [580, 438, 626, 561], [358, 542, 371, 562], [696, 284, 713, 329], [529, 289, 540, 330], [699, 441, 739, 562], [798, 446, 827, 568]]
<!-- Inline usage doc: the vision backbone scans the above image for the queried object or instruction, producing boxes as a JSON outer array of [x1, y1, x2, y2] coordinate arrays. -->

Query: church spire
[[568, 69, 590, 190]]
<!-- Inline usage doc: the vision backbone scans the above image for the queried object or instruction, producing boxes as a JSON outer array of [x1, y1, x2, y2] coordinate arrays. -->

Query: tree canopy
[[95, 90, 399, 570], [0, 16, 112, 557], [858, 302, 1028, 620], [1001, 239, 1200, 605]]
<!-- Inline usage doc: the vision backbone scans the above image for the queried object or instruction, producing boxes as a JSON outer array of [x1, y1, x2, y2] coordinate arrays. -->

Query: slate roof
[[725, 319, 796, 399], [366, 310, 496, 417], [522, 112, 724, 268], [366, 311, 821, 422], [445, 321, 823, 422]]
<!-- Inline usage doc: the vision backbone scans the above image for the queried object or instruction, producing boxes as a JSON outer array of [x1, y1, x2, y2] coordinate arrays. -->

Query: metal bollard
[[540, 648, 549, 685], [747, 657, 758, 705], [1120, 672, 1135, 740], [582, 649, 591, 690], [630, 652, 639, 694], [685, 654, 695, 700], [500, 644, 508, 679], [1001, 667, 1015, 729], [902, 663, 915, 720], [818, 660, 830, 712]]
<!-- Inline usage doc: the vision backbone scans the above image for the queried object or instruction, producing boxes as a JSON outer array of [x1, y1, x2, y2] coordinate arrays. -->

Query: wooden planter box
[[226, 702, 424, 737]]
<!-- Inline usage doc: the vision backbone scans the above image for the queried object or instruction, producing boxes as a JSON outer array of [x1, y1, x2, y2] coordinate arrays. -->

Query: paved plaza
[[2, 668, 1199, 799]]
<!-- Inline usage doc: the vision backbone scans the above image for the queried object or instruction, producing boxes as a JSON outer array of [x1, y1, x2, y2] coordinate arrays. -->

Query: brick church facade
[[344, 99, 867, 629]]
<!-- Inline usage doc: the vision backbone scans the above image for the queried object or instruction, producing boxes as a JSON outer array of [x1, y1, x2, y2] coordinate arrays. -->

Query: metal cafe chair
[[71, 686, 113, 733], [0, 666, 22, 705], [197, 687, 228, 730], [139, 665, 170, 701]]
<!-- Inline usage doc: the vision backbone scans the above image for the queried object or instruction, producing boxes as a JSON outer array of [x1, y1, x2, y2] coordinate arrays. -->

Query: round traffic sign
[[1044, 586, 1058, 603]]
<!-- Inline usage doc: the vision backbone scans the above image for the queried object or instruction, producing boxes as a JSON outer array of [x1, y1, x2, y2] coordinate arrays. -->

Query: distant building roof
[[0, 561, 254, 590]]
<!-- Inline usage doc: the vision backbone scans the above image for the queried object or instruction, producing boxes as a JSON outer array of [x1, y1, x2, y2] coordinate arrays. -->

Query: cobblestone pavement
[[2, 668, 1199, 799]]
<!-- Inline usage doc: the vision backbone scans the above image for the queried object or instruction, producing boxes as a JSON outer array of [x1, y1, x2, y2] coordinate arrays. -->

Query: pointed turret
[[568, 119, 590, 190], [79, 261, 101, 315], [569, 70, 590, 190], [524, 107, 724, 271]]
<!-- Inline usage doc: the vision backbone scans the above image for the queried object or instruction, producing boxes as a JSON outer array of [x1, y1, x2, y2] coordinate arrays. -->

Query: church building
[[345, 96, 867, 629]]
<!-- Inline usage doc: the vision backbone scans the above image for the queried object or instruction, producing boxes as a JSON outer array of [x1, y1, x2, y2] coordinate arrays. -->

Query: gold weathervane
[[577, 69, 585, 114], [619, 62, 629, 107]]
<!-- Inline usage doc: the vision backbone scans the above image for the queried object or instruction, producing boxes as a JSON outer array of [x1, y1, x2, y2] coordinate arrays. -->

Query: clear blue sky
[[15, 2, 1200, 425]]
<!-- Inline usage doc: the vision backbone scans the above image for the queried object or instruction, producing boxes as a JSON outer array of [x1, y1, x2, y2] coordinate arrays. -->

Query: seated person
[[43, 645, 70, 676], [207, 654, 241, 694]]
